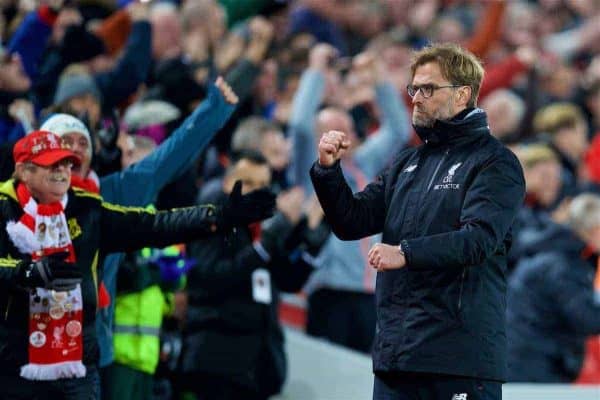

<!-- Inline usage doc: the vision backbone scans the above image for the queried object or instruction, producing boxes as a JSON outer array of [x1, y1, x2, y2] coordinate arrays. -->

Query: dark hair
[[230, 149, 269, 166]]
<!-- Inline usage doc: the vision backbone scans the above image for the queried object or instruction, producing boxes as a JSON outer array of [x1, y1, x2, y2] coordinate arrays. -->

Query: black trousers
[[373, 371, 502, 400], [306, 288, 376, 354], [186, 373, 269, 400], [0, 366, 99, 400]]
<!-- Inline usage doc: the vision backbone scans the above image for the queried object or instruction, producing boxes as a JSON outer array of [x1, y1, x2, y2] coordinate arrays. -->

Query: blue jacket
[[25, 20, 151, 110], [7, 9, 52, 80], [507, 223, 600, 382], [288, 69, 410, 293], [96, 83, 235, 367]]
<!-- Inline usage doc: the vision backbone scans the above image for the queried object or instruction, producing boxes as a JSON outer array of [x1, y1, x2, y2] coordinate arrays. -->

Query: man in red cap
[[12, 130, 82, 204], [0, 130, 275, 399]]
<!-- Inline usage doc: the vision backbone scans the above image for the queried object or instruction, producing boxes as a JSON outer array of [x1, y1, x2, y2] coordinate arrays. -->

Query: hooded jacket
[[311, 108, 525, 381]]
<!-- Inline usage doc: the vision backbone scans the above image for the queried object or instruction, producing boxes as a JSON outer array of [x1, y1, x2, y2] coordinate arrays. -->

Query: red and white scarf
[[5, 183, 85, 380], [70, 170, 99, 194]]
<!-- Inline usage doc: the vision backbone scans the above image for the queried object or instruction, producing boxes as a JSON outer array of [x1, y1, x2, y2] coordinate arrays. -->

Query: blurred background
[[0, 0, 599, 398]]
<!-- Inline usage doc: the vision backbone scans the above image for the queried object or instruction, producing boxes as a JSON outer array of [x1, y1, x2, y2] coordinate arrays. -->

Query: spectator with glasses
[[310, 43, 525, 400]]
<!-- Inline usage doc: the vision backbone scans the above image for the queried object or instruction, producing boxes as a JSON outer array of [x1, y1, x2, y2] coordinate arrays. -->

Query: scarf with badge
[[5, 183, 85, 380]]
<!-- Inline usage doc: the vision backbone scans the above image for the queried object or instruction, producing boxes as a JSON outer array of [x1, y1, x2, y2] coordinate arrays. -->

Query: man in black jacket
[[507, 193, 600, 382], [310, 43, 526, 400], [0, 131, 275, 399], [181, 151, 320, 400]]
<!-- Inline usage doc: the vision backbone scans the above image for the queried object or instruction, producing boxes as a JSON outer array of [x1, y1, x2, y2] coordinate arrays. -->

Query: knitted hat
[[53, 73, 102, 106], [40, 113, 93, 158]]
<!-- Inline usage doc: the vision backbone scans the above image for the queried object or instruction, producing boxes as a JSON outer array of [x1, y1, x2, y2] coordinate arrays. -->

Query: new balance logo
[[451, 394, 468, 400]]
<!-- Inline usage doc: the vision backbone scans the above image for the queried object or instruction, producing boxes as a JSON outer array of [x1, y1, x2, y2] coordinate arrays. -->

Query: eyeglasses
[[35, 160, 74, 170], [406, 84, 463, 98], [52, 160, 74, 170]]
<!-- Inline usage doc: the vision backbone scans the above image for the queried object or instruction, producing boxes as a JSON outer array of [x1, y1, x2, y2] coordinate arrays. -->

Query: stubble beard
[[412, 99, 455, 128], [412, 111, 436, 128]]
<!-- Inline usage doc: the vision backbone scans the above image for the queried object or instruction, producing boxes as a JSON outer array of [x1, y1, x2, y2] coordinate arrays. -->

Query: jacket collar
[[413, 107, 490, 147], [0, 179, 17, 201]]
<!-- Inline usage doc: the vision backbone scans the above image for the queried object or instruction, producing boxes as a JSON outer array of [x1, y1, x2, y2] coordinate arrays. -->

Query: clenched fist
[[368, 243, 406, 271], [318, 130, 351, 167]]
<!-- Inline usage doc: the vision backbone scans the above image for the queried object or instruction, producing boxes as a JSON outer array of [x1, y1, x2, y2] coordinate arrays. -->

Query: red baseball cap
[[13, 130, 81, 167]]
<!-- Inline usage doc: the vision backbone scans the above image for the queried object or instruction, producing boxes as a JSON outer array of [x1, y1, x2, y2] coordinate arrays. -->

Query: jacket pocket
[[411, 269, 463, 324]]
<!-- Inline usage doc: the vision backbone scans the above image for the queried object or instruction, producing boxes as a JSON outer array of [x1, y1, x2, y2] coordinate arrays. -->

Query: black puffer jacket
[[0, 179, 221, 376], [311, 108, 525, 381]]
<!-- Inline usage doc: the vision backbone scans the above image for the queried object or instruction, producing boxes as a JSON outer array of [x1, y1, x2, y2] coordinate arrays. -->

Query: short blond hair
[[409, 43, 484, 108], [533, 102, 585, 135], [515, 144, 558, 169]]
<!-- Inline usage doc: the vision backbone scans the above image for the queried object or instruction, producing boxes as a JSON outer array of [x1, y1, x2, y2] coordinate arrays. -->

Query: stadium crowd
[[0, 0, 599, 398]]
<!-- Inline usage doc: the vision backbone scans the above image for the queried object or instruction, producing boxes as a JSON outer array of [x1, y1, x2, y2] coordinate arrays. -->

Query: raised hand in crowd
[[51, 6, 82, 45], [8, 99, 34, 134], [245, 16, 275, 64], [215, 76, 239, 105], [308, 42, 338, 73], [308, 43, 347, 108], [343, 51, 387, 108], [126, 0, 150, 22]]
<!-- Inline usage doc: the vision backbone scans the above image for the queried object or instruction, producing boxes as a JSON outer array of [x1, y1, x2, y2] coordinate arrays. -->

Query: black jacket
[[0, 179, 220, 376], [310, 108, 525, 381], [181, 189, 313, 397], [507, 223, 600, 382]]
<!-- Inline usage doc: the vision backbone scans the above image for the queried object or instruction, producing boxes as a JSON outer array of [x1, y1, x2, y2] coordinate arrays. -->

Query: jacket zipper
[[457, 268, 466, 311], [426, 149, 449, 191], [4, 295, 12, 320]]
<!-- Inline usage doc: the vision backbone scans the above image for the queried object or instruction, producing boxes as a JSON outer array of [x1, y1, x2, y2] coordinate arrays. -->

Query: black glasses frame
[[406, 84, 463, 98]]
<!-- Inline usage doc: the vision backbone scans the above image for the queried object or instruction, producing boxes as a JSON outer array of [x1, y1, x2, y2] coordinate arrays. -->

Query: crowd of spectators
[[0, 0, 599, 398]]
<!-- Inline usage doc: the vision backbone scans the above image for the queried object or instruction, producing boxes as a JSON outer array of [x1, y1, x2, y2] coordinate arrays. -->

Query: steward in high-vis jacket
[[108, 245, 191, 400], [310, 44, 526, 400]]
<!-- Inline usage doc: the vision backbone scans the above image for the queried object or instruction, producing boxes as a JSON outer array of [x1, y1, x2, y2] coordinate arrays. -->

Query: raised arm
[[100, 78, 237, 206], [287, 43, 337, 192], [354, 53, 411, 177], [310, 130, 387, 240], [99, 183, 275, 253]]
